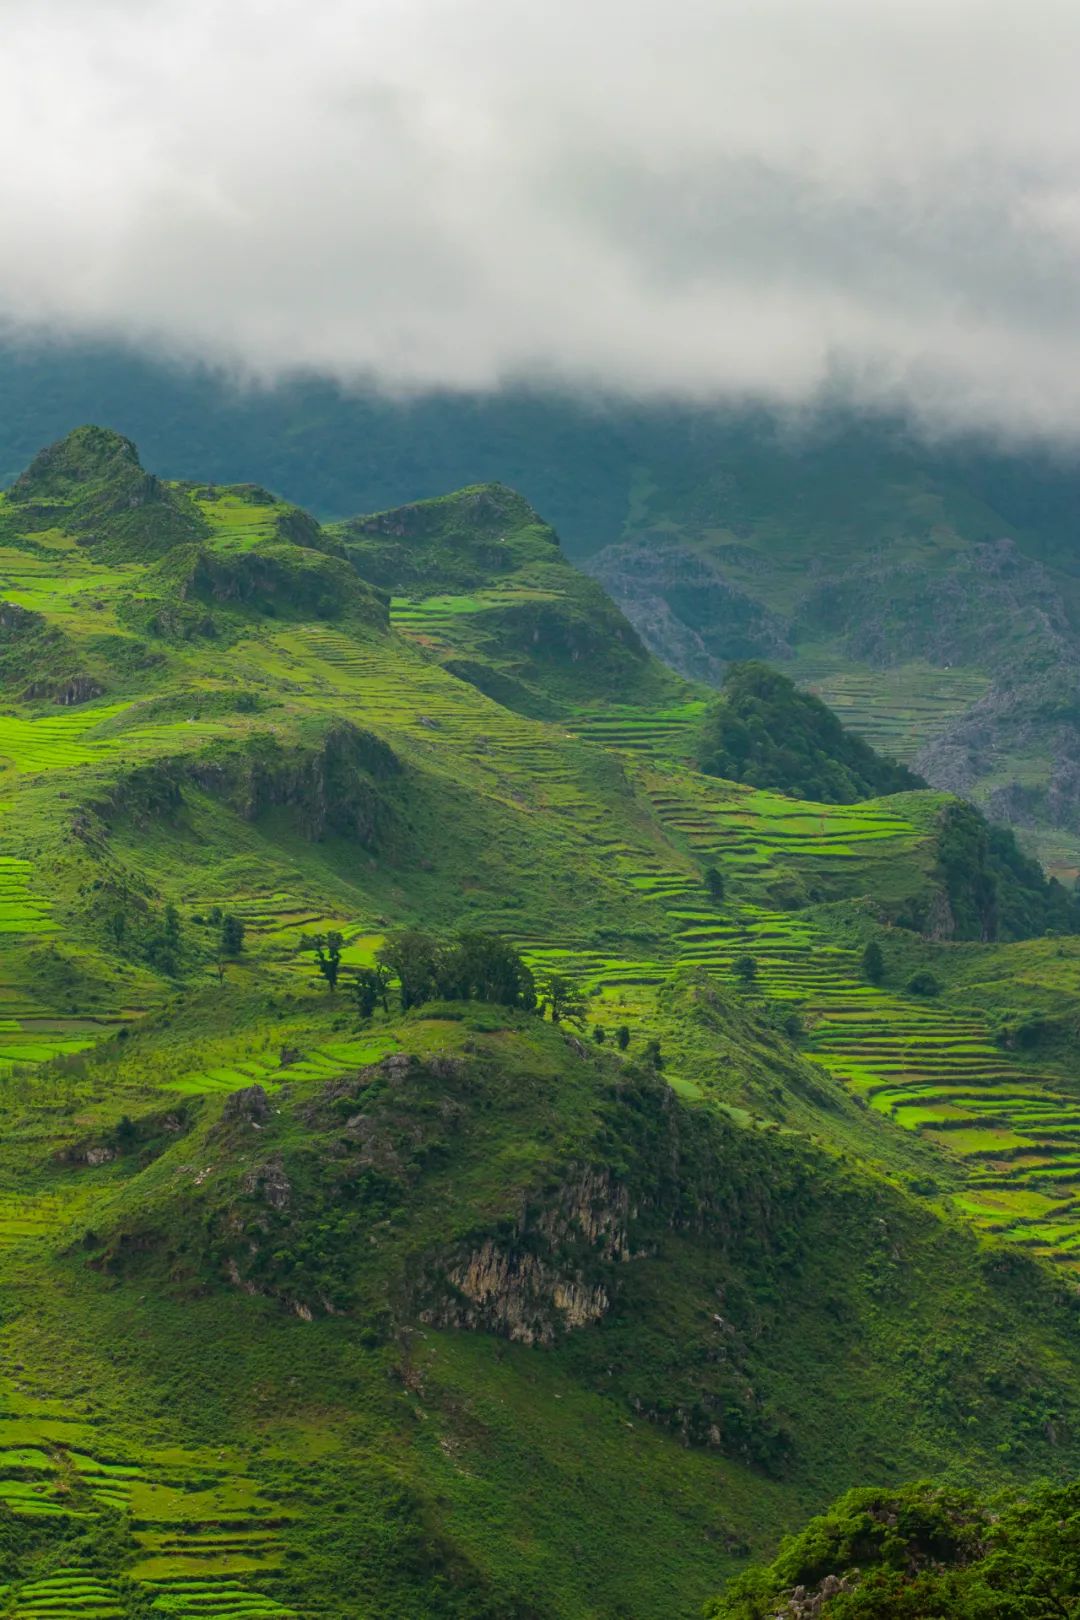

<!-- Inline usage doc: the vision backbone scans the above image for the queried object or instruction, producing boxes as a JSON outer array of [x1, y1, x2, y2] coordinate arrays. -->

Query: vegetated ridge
[[3, 348, 1080, 875], [0, 426, 1080, 1615]]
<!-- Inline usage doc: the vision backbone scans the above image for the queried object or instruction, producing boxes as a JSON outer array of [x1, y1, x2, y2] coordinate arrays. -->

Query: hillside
[[333, 482, 688, 718], [705, 1479, 1080, 1617], [2, 428, 1080, 1614], [3, 346, 1079, 873]]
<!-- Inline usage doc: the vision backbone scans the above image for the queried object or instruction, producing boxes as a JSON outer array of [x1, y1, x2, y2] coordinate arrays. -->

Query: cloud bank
[[4, 0, 1080, 436]]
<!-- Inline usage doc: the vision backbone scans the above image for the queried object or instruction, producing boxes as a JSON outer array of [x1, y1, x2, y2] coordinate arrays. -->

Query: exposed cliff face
[[0, 601, 106, 706], [427, 1165, 632, 1346], [189, 723, 402, 846], [587, 536, 792, 681]]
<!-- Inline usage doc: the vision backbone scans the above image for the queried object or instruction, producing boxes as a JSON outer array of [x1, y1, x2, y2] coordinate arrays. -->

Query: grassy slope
[[1, 430, 1080, 1614]]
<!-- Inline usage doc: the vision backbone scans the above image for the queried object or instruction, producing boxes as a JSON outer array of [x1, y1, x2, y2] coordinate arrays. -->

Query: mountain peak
[[4, 423, 205, 559], [9, 424, 142, 505]]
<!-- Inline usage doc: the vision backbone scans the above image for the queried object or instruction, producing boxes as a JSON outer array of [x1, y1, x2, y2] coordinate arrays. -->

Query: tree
[[704, 865, 725, 903], [642, 1037, 663, 1069], [377, 928, 536, 1013], [615, 1024, 630, 1051], [907, 969, 941, 997], [441, 931, 536, 1010], [351, 966, 390, 1022], [221, 914, 245, 957], [377, 929, 443, 1010], [592, 1024, 606, 1044], [145, 903, 181, 977], [732, 953, 757, 984], [861, 939, 885, 984], [314, 931, 344, 994], [542, 973, 588, 1028]]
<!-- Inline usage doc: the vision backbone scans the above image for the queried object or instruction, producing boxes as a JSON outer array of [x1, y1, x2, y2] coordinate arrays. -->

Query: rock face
[[95, 723, 404, 852], [223, 1084, 271, 1126], [241, 1155, 291, 1211], [777, 1573, 854, 1616], [588, 537, 792, 682], [426, 1166, 632, 1346]]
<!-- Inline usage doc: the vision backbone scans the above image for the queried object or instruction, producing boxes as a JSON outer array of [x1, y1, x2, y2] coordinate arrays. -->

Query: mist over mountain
[[7, 1, 1080, 437], [5, 339, 1080, 873]]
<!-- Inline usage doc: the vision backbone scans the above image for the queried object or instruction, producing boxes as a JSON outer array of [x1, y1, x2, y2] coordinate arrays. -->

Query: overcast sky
[[4, 0, 1080, 437]]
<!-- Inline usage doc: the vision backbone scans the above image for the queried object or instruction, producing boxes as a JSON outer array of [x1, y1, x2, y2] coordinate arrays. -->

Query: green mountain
[[1, 427, 1080, 1615], [3, 345, 1080, 875]]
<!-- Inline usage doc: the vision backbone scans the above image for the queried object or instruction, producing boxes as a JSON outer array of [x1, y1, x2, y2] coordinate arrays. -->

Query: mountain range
[[3, 343, 1080, 876], [0, 422, 1079, 1614]]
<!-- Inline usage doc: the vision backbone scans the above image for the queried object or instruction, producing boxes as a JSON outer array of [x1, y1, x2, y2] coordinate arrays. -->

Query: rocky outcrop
[[774, 1573, 855, 1616], [241, 1155, 291, 1211], [441, 1241, 610, 1344], [587, 536, 792, 682], [22, 674, 105, 706], [223, 1084, 271, 1126], [93, 723, 404, 851], [424, 1165, 632, 1345]]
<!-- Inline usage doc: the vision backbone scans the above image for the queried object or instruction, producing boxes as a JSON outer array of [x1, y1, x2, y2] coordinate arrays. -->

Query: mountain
[[3, 342, 1080, 874], [2, 427, 1080, 1615]]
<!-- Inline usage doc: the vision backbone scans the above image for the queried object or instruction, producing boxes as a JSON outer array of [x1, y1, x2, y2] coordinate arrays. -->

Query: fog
[[4, 0, 1080, 436]]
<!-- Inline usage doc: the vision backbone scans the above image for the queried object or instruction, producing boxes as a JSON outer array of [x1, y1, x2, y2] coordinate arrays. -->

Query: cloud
[[4, 0, 1080, 436]]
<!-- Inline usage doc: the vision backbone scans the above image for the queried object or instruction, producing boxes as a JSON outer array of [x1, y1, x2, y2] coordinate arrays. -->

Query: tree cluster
[[697, 661, 921, 804], [705, 1479, 1080, 1619], [376, 928, 537, 1012]]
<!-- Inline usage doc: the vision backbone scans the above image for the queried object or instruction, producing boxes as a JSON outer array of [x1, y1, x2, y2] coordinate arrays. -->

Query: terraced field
[[569, 701, 707, 760], [390, 585, 564, 646], [0, 856, 54, 934], [0, 706, 237, 777], [786, 656, 991, 764], [640, 766, 922, 886], [622, 771, 1080, 1265], [0, 1388, 299, 1617]]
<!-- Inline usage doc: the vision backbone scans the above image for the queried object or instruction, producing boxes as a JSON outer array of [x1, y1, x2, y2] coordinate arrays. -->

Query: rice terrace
[[0, 417, 1073, 1615]]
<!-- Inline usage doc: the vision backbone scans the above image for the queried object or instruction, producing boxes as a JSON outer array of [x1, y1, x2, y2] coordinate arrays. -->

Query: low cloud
[[5, 0, 1080, 436]]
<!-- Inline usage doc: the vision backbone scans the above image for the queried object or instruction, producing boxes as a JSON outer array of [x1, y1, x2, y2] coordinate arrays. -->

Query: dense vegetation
[[697, 661, 922, 803], [705, 1479, 1080, 1618], [0, 425, 1079, 1614]]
